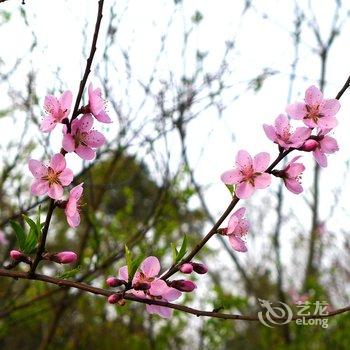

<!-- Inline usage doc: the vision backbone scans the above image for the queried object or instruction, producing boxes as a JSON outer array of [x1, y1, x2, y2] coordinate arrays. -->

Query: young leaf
[[175, 234, 188, 263], [58, 266, 81, 279], [10, 221, 26, 251], [225, 184, 236, 197], [125, 245, 133, 283], [23, 215, 39, 241], [23, 228, 37, 254], [171, 242, 179, 263]]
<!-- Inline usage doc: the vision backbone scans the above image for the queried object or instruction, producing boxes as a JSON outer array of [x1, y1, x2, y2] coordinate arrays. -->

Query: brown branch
[[0, 268, 349, 322], [69, 0, 105, 129]]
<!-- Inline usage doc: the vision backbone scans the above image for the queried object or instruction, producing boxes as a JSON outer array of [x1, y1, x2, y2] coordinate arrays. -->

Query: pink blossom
[[117, 256, 182, 318], [40, 91, 73, 132], [29, 153, 73, 200], [312, 130, 339, 167], [286, 85, 340, 130], [106, 277, 125, 288], [223, 208, 249, 252], [280, 156, 305, 194], [221, 150, 271, 199], [65, 183, 84, 228], [263, 114, 311, 149], [88, 83, 112, 123], [62, 114, 105, 160]]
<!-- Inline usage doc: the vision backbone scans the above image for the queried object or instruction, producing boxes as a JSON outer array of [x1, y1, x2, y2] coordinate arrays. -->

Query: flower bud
[[300, 139, 319, 152], [169, 279, 197, 292], [107, 294, 121, 304], [191, 262, 208, 274], [53, 251, 77, 264], [133, 282, 151, 291], [10, 250, 24, 261], [106, 277, 125, 288], [179, 263, 193, 274]]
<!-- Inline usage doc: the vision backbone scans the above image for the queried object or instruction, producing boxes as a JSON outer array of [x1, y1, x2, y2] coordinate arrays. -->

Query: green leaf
[[125, 245, 133, 283], [175, 234, 187, 263], [171, 243, 178, 263], [125, 245, 143, 283], [10, 221, 26, 251], [225, 184, 236, 197], [58, 266, 81, 279], [23, 228, 37, 254], [23, 215, 39, 241]]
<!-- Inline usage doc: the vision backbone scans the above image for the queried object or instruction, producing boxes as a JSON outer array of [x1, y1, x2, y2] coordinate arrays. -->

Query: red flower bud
[[107, 294, 121, 304], [191, 262, 208, 274], [106, 277, 125, 288], [169, 279, 197, 292], [179, 263, 193, 274], [53, 251, 77, 264], [300, 139, 319, 152], [10, 250, 24, 261]]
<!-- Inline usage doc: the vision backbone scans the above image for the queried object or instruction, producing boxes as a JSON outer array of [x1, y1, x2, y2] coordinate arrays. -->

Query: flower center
[[306, 104, 322, 122], [43, 167, 60, 185]]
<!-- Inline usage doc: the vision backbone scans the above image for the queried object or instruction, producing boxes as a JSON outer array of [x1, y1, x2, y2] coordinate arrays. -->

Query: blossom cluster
[[106, 256, 207, 318], [29, 84, 111, 227], [220, 86, 340, 252]]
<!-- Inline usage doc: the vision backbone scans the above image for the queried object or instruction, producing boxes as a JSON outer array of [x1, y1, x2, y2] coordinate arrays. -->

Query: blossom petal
[[62, 134, 75, 152], [28, 159, 47, 178], [233, 207, 246, 219], [48, 183, 63, 200], [305, 85, 323, 106], [67, 212, 81, 228], [58, 168, 73, 186], [40, 116, 57, 132], [31, 179, 49, 196], [70, 183, 84, 200], [50, 153, 66, 172], [235, 150, 252, 170], [313, 149, 327, 167], [149, 279, 167, 297], [79, 114, 94, 132], [284, 178, 303, 194], [118, 266, 128, 281], [75, 145, 96, 160], [320, 99, 340, 117], [44, 95, 59, 115], [253, 152, 270, 172], [254, 173, 271, 189], [263, 124, 277, 142], [85, 130, 106, 148], [229, 236, 247, 252], [163, 287, 182, 302], [320, 136, 338, 154], [227, 214, 238, 235], [96, 110, 112, 123], [317, 116, 338, 130], [220, 169, 243, 185], [236, 182, 254, 199], [59, 90, 73, 112], [286, 103, 306, 120], [141, 256, 160, 278], [290, 127, 311, 147]]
